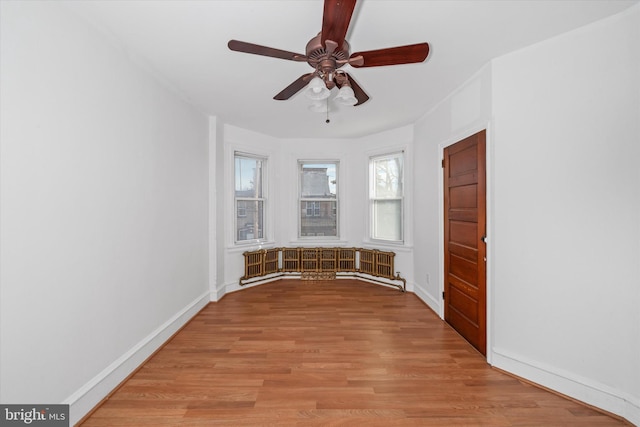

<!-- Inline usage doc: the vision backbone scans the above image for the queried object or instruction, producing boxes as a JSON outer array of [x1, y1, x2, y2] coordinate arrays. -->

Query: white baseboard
[[492, 348, 639, 426], [628, 400, 640, 427], [64, 290, 211, 426], [222, 277, 277, 295], [412, 282, 441, 316], [224, 275, 408, 296], [211, 282, 228, 301]]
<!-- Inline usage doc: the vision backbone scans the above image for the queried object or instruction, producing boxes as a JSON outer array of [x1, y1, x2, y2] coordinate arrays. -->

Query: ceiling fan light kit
[[228, 0, 429, 117]]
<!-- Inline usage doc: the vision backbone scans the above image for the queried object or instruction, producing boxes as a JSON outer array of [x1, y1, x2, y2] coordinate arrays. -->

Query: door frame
[[438, 123, 493, 363]]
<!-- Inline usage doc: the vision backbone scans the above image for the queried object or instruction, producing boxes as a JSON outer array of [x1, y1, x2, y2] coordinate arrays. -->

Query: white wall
[[209, 116, 226, 301], [413, 4, 639, 424], [0, 2, 210, 424], [413, 64, 493, 313], [491, 5, 640, 423]]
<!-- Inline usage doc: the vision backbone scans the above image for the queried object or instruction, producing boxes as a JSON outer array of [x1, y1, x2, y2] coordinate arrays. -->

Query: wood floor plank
[[79, 280, 629, 426]]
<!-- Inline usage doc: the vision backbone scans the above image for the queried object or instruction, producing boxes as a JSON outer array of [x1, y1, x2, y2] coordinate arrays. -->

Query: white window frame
[[234, 152, 267, 244], [298, 160, 340, 239], [369, 151, 404, 243]]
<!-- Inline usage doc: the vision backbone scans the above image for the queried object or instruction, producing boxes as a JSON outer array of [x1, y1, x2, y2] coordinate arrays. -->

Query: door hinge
[[441, 158, 445, 168], [442, 291, 445, 300]]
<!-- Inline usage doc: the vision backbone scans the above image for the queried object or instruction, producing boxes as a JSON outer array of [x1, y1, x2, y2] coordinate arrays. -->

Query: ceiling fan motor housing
[[305, 33, 349, 70]]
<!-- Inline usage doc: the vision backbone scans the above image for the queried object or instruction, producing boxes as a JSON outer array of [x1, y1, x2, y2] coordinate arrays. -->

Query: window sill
[[288, 239, 349, 247], [228, 241, 277, 253], [361, 240, 413, 253]]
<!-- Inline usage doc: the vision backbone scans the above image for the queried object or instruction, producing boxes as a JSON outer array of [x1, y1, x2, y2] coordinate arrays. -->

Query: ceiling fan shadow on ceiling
[[227, 0, 430, 109]]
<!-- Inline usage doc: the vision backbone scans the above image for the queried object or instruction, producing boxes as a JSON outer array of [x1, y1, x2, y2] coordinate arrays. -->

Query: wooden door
[[443, 130, 487, 355]]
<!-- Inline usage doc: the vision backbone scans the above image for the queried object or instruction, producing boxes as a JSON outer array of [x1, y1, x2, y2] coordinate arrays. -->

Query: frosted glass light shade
[[334, 85, 357, 106], [308, 101, 330, 113], [305, 76, 330, 100]]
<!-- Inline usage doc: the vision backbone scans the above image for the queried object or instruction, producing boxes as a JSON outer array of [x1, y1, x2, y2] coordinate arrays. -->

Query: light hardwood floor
[[80, 279, 629, 426]]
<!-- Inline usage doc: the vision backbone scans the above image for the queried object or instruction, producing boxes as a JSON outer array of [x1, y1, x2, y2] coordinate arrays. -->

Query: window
[[235, 153, 265, 242], [299, 161, 338, 238], [305, 201, 320, 217], [370, 152, 403, 242]]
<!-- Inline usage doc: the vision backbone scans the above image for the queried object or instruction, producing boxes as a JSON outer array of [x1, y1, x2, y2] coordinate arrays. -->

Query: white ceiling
[[65, 0, 638, 139]]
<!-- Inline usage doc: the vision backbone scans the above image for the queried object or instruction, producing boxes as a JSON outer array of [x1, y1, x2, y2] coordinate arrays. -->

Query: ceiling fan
[[228, 0, 430, 106]]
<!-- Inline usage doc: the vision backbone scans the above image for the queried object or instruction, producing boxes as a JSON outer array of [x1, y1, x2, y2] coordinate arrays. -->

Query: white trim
[[226, 142, 276, 249], [369, 151, 405, 244], [485, 122, 494, 366], [360, 242, 413, 253], [412, 282, 440, 314], [211, 281, 228, 302], [209, 116, 220, 302], [288, 239, 349, 247], [628, 399, 640, 426], [363, 143, 414, 248], [233, 153, 268, 244], [492, 348, 640, 425], [297, 159, 341, 240], [224, 276, 281, 295], [64, 291, 211, 426], [226, 241, 278, 253]]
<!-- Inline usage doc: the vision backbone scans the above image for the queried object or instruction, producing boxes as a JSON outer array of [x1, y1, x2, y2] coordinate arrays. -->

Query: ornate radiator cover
[[240, 247, 405, 291]]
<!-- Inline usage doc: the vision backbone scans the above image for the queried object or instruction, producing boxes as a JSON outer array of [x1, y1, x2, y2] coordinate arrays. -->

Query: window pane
[[236, 200, 263, 241], [372, 200, 402, 241], [235, 157, 262, 198], [301, 163, 336, 198], [300, 201, 336, 237], [373, 156, 402, 198]]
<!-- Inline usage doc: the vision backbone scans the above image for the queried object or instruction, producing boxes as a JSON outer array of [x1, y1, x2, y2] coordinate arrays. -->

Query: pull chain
[[325, 98, 330, 124]]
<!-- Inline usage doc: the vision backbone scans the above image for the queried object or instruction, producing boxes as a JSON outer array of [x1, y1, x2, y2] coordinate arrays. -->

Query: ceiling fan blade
[[228, 40, 307, 62], [350, 43, 430, 68], [344, 73, 369, 106], [274, 73, 315, 100], [321, 0, 357, 51]]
